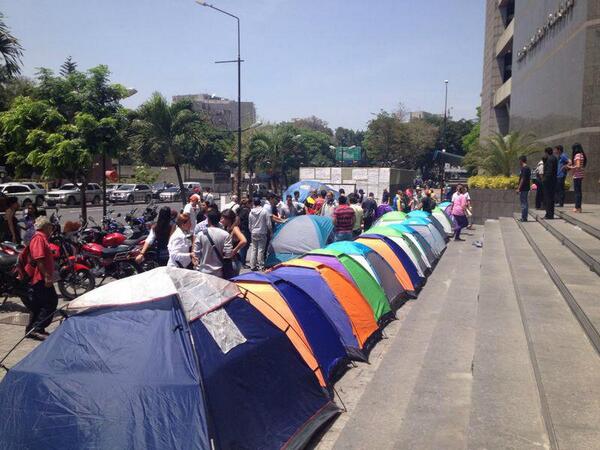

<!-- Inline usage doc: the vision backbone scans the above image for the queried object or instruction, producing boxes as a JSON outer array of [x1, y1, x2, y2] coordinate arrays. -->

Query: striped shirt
[[572, 153, 585, 179], [333, 205, 355, 233]]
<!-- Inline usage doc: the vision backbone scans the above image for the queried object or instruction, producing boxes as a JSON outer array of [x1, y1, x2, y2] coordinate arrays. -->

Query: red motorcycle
[[49, 233, 96, 300]]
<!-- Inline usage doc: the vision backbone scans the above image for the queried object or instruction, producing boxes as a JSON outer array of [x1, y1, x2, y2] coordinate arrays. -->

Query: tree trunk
[[174, 164, 186, 207], [80, 177, 88, 222]]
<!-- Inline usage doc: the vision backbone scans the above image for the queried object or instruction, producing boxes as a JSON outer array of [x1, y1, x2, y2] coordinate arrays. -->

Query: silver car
[[0, 183, 39, 207], [46, 183, 103, 206], [109, 184, 153, 204]]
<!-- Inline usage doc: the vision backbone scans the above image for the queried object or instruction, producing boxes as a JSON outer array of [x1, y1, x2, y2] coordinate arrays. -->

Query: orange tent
[[279, 259, 380, 348], [356, 237, 415, 292], [236, 280, 327, 387]]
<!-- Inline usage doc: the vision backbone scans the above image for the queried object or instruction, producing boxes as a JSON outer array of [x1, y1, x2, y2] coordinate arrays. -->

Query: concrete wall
[[470, 189, 575, 224]]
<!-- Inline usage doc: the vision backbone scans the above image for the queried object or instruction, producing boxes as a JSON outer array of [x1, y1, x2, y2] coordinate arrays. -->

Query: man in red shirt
[[24, 217, 58, 341], [333, 196, 355, 242]]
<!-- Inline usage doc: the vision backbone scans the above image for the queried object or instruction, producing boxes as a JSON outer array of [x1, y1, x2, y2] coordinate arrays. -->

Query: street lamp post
[[442, 80, 449, 150], [196, 1, 243, 199]]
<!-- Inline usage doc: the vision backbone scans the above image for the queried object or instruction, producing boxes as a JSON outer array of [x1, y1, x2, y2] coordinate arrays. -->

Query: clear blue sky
[[3, 0, 484, 130]]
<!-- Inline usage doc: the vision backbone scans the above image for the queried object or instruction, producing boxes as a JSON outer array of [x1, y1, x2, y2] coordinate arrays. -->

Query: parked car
[[150, 182, 174, 199], [0, 183, 39, 207], [105, 184, 122, 199], [109, 184, 153, 204], [19, 182, 47, 205], [159, 187, 182, 202], [46, 183, 103, 206]]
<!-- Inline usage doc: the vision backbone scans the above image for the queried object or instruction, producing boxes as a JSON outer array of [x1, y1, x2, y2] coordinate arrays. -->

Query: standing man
[[517, 155, 532, 222], [194, 209, 232, 278], [542, 147, 558, 219], [555, 145, 570, 207], [203, 187, 214, 205], [362, 192, 377, 231], [183, 194, 201, 232], [279, 195, 298, 220], [349, 193, 364, 238], [23, 217, 58, 341], [333, 196, 355, 242], [320, 191, 338, 219], [248, 197, 271, 271], [533, 157, 545, 210]]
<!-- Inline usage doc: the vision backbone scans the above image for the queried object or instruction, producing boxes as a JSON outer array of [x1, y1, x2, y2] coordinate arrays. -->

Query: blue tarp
[[283, 180, 339, 203]]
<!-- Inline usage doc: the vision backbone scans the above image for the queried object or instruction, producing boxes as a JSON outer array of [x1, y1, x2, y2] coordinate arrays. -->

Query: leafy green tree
[[0, 74, 34, 110], [404, 119, 439, 168], [334, 127, 364, 148], [0, 65, 129, 219], [132, 164, 159, 184], [423, 114, 476, 155], [59, 56, 78, 77], [462, 107, 481, 154], [0, 12, 23, 79], [464, 132, 539, 176], [128, 93, 226, 205], [290, 116, 333, 136], [363, 111, 411, 165]]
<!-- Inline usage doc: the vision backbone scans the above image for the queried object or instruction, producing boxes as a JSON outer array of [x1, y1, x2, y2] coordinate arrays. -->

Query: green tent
[[376, 211, 407, 225], [306, 249, 392, 324], [363, 226, 431, 275]]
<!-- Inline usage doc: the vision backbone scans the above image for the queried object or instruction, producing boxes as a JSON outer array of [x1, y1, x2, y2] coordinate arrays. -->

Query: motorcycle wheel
[[113, 261, 140, 279], [58, 270, 96, 300], [140, 260, 159, 272]]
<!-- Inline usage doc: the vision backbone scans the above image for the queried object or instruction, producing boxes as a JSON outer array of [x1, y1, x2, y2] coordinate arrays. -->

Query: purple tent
[[375, 204, 393, 219], [303, 254, 354, 283]]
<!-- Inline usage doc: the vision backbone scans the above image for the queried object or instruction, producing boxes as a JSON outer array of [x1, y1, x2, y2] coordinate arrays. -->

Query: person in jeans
[[23, 217, 58, 341], [568, 143, 587, 213], [333, 196, 355, 242], [555, 145, 570, 207], [248, 197, 271, 271], [517, 155, 531, 222], [542, 147, 558, 219]]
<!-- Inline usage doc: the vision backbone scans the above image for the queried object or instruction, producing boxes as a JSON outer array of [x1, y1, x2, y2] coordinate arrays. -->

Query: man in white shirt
[[194, 210, 232, 278], [248, 197, 271, 271], [183, 194, 201, 231], [279, 195, 298, 220], [223, 195, 240, 214], [203, 187, 214, 205]]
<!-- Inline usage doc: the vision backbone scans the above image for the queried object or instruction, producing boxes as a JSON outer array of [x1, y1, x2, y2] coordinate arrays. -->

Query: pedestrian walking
[[248, 197, 271, 271], [333, 196, 355, 242], [555, 145, 570, 207], [22, 217, 58, 341], [362, 192, 377, 231], [136, 206, 175, 267], [451, 186, 469, 241], [533, 158, 544, 209], [194, 209, 232, 278], [349, 193, 364, 238], [568, 143, 587, 213], [167, 213, 195, 268], [542, 147, 558, 219], [517, 155, 531, 222]]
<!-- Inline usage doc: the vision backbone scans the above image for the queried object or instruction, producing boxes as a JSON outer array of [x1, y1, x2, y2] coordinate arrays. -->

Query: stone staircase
[[323, 212, 600, 450]]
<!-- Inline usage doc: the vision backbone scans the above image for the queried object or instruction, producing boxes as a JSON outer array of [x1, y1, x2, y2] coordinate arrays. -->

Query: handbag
[[204, 229, 235, 279]]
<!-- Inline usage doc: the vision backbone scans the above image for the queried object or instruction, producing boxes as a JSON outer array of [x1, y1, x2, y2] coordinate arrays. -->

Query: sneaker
[[519, 218, 528, 222], [454, 237, 465, 242]]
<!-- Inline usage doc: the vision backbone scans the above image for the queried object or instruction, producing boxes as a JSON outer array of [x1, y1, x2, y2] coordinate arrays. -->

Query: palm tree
[[0, 12, 23, 79], [129, 93, 205, 205], [464, 131, 539, 176]]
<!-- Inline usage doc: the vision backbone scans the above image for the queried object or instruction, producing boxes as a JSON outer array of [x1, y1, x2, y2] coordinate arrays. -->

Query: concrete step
[[557, 207, 600, 240], [467, 220, 549, 449], [330, 229, 484, 450], [499, 218, 600, 450], [531, 212, 600, 276], [518, 219, 600, 353]]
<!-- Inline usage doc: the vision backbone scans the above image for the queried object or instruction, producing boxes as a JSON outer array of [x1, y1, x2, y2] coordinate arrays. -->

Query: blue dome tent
[[283, 180, 339, 203], [0, 268, 339, 450], [266, 215, 334, 267]]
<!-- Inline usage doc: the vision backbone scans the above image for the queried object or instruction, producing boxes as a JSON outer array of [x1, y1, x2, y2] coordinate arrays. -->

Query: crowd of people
[[518, 143, 588, 222]]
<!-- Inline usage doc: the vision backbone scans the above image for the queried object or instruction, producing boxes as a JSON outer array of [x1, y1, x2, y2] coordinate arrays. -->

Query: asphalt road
[[46, 201, 185, 225]]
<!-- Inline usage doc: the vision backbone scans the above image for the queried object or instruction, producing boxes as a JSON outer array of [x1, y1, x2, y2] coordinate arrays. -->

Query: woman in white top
[[167, 213, 195, 268]]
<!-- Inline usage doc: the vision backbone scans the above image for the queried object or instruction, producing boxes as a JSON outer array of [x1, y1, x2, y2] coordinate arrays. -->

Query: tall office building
[[173, 94, 257, 131], [481, 0, 600, 196]]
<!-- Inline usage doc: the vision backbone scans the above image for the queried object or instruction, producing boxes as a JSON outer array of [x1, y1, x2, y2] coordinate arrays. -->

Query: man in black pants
[[542, 147, 558, 219]]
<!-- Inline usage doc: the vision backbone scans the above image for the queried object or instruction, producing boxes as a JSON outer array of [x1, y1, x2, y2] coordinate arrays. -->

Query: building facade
[[481, 0, 600, 197], [172, 94, 257, 131]]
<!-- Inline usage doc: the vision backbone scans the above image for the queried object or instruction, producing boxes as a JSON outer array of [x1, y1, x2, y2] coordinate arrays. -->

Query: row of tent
[[0, 207, 454, 450]]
